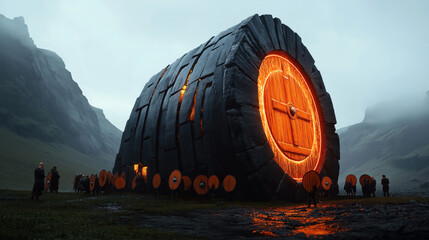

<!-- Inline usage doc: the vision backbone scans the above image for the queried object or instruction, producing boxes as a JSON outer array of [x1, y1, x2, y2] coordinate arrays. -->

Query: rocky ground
[[134, 199, 429, 239], [1, 190, 428, 239]]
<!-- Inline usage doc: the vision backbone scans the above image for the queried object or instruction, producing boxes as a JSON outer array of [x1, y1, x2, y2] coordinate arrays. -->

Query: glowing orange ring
[[257, 51, 326, 181]]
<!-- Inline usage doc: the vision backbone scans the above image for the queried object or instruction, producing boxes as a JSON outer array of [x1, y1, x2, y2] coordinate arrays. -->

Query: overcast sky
[[1, 0, 428, 130]]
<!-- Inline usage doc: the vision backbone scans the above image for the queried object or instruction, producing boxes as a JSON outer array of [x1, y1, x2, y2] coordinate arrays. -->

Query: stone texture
[[114, 14, 339, 201]]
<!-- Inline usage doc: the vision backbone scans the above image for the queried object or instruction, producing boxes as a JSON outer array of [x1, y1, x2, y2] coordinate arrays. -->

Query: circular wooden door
[[182, 176, 192, 191], [168, 170, 182, 191], [346, 174, 357, 186], [193, 175, 209, 195], [302, 170, 321, 192], [222, 175, 236, 193], [321, 176, 332, 190], [208, 175, 220, 190], [258, 51, 325, 181], [99, 169, 107, 187]]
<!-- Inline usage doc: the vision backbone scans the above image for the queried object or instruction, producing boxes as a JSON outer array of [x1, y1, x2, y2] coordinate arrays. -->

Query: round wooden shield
[[89, 174, 95, 191], [346, 174, 357, 186], [302, 170, 321, 192], [222, 175, 237, 193], [99, 169, 107, 187], [258, 51, 325, 181], [208, 175, 220, 190], [115, 176, 126, 190], [45, 172, 51, 191], [182, 176, 192, 191], [193, 175, 209, 195], [111, 173, 118, 187], [168, 170, 182, 191], [107, 171, 112, 185], [359, 174, 371, 186], [321, 176, 332, 191], [132, 175, 137, 190], [152, 173, 161, 189]]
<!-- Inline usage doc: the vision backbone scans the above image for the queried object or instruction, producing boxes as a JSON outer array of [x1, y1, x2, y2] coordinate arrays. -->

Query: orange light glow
[[133, 164, 139, 174], [142, 166, 148, 183], [248, 205, 343, 237], [257, 51, 326, 181], [179, 85, 187, 103]]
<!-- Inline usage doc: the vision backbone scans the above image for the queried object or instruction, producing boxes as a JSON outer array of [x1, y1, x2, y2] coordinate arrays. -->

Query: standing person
[[308, 185, 317, 208], [381, 175, 390, 197], [370, 177, 376, 197], [352, 184, 356, 196], [362, 178, 370, 197], [31, 162, 45, 200], [344, 181, 352, 196], [49, 166, 60, 193]]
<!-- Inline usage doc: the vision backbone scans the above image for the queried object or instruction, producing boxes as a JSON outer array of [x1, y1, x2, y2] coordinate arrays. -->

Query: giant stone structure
[[113, 14, 340, 201]]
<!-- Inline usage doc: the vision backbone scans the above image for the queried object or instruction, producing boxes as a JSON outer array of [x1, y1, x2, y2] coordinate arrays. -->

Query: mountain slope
[[0, 14, 122, 190], [338, 92, 429, 193]]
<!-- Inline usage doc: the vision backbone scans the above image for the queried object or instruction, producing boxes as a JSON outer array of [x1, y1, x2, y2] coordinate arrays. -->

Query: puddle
[[248, 205, 345, 238]]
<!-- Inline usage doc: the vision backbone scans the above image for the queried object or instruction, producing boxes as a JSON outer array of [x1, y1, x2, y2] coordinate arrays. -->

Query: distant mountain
[[338, 92, 429, 194], [0, 14, 122, 190]]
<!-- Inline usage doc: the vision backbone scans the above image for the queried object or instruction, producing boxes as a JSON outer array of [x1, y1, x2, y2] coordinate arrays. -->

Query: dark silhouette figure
[[31, 162, 45, 200], [84, 176, 90, 194], [344, 181, 352, 196], [352, 184, 356, 196], [308, 185, 317, 208], [94, 175, 100, 194], [135, 173, 145, 193], [74, 174, 83, 193], [362, 178, 371, 197], [49, 166, 60, 193], [370, 177, 376, 197], [381, 175, 390, 197]]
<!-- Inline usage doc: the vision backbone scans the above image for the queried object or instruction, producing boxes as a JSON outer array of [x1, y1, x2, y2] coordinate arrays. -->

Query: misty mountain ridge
[[0, 14, 122, 190], [339, 91, 429, 194]]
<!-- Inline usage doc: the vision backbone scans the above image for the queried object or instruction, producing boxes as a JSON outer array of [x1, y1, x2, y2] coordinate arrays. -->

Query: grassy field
[[0, 128, 113, 191], [1, 189, 428, 239], [0, 190, 211, 240]]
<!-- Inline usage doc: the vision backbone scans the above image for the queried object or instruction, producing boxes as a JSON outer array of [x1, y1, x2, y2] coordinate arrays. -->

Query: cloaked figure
[[344, 181, 352, 196], [362, 178, 371, 197], [94, 174, 100, 194], [31, 162, 45, 200], [370, 177, 376, 197], [308, 185, 317, 208], [84, 176, 91, 194], [49, 166, 60, 193], [381, 175, 390, 197]]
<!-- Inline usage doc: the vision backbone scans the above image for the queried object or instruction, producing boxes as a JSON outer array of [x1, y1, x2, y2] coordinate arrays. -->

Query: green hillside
[[0, 128, 111, 191]]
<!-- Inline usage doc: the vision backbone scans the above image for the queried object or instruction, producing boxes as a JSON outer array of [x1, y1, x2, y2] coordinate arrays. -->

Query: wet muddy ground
[[2, 190, 429, 239], [131, 200, 429, 239]]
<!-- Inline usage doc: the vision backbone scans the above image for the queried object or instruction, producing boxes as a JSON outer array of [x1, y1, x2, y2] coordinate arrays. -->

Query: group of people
[[73, 174, 101, 194], [344, 174, 390, 197], [31, 162, 60, 200]]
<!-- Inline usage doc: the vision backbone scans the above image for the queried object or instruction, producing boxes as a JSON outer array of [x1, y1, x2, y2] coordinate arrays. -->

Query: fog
[[1, 0, 428, 130]]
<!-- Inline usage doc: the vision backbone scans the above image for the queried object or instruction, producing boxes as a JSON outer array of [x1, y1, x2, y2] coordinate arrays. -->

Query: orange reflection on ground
[[248, 204, 345, 238]]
